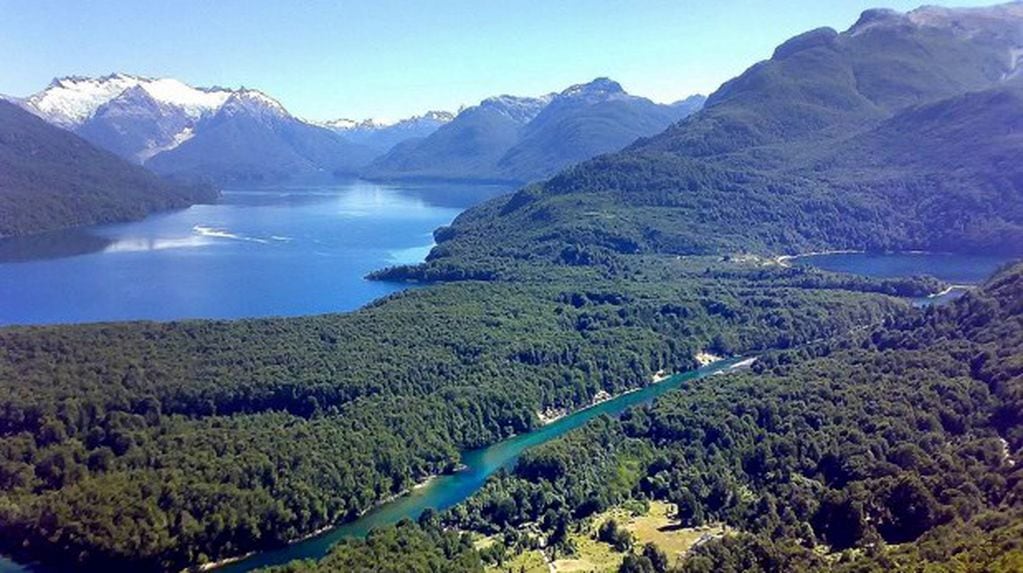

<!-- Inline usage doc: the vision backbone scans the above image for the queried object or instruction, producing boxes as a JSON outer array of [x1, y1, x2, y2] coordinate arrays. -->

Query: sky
[[0, 0, 999, 122]]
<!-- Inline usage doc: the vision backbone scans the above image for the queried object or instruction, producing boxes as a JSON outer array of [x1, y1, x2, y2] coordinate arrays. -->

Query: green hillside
[[0, 101, 216, 238]]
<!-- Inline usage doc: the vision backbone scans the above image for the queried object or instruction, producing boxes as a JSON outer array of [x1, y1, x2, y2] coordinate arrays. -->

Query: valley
[[0, 2, 1022, 572]]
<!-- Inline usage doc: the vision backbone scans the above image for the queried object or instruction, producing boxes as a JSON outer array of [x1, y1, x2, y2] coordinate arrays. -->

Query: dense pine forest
[[275, 262, 1023, 573], [0, 258, 918, 569]]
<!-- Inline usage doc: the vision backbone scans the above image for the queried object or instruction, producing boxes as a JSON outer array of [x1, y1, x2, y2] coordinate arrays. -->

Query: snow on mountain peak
[[556, 78, 633, 104], [322, 118, 360, 130], [421, 110, 455, 122], [140, 78, 232, 118], [218, 89, 291, 121], [21, 74, 233, 127], [27, 74, 145, 127], [320, 111, 454, 133], [561, 77, 624, 96], [478, 94, 553, 123]]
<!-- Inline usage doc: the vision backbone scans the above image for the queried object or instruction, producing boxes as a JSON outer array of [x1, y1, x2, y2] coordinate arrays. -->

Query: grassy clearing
[[485, 547, 549, 573], [552, 534, 618, 572], [623, 501, 727, 561], [482, 500, 729, 572]]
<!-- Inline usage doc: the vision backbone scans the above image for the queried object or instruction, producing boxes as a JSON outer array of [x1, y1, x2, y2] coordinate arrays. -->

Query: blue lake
[[793, 251, 1015, 284], [0, 180, 511, 325]]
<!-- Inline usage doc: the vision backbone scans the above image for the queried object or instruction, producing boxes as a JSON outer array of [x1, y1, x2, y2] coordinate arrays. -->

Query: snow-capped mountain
[[10, 74, 235, 163], [20, 73, 231, 129], [8, 74, 378, 183], [10, 74, 311, 164], [145, 87, 377, 183], [322, 110, 455, 152]]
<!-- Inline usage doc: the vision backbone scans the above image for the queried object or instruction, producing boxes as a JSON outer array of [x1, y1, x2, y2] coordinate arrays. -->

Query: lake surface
[[793, 251, 1019, 306], [0, 180, 511, 325], [793, 251, 1015, 284]]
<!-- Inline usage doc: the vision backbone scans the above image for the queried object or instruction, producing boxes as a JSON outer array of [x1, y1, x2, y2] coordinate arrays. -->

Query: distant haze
[[0, 0, 999, 121]]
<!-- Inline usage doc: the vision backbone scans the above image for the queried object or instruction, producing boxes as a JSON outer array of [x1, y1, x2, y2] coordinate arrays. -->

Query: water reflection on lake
[[0, 180, 511, 325]]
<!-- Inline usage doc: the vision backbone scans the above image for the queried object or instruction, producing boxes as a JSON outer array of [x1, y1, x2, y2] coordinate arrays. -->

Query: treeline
[[0, 260, 908, 569]]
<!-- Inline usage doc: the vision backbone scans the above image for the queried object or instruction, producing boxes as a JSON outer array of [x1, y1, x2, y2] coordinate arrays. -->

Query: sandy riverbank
[[775, 249, 863, 267], [928, 284, 974, 298], [694, 352, 724, 367], [538, 353, 728, 425], [194, 552, 257, 572]]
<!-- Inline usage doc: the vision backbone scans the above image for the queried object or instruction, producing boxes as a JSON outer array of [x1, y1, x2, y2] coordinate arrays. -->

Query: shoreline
[[196, 358, 749, 572], [194, 552, 257, 572], [195, 473, 440, 572], [775, 249, 863, 267], [537, 353, 726, 425], [775, 251, 988, 301], [928, 284, 974, 298], [727, 357, 758, 370], [775, 248, 983, 269]]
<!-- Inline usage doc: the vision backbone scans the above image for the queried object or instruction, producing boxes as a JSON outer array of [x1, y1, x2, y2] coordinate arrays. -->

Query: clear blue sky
[[0, 0, 998, 121]]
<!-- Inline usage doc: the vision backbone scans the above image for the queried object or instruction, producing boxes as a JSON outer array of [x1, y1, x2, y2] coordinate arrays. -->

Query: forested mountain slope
[[364, 94, 552, 182], [0, 101, 216, 238], [494, 79, 694, 181], [383, 3, 1023, 281]]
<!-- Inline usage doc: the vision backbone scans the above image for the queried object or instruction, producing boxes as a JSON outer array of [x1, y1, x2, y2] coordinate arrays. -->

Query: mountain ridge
[[320, 110, 455, 152], [8, 76, 380, 182], [375, 1, 1023, 285], [144, 90, 377, 183], [365, 78, 705, 183]]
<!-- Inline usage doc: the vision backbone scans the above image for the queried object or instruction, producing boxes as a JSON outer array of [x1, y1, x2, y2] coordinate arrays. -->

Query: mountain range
[[8, 74, 379, 183], [320, 111, 455, 152], [365, 79, 705, 182], [7, 75, 701, 187], [388, 1, 1023, 282]]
